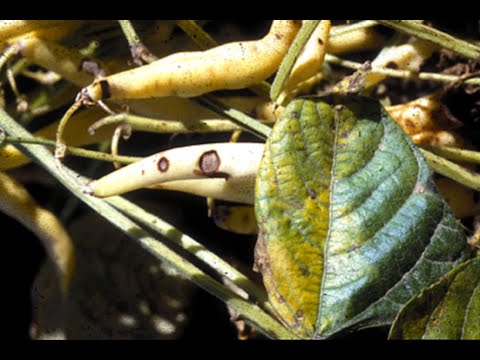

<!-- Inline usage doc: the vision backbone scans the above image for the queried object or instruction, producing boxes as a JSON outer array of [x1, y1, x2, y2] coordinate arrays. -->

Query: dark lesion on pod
[[194, 150, 231, 179], [157, 157, 170, 173]]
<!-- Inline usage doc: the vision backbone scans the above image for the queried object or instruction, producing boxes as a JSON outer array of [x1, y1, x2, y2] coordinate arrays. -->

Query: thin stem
[[330, 20, 378, 38], [107, 196, 274, 314], [420, 149, 480, 191], [2, 135, 141, 164], [0, 107, 296, 340], [376, 20, 480, 61], [174, 20, 217, 50], [118, 20, 141, 45], [196, 95, 272, 140], [270, 20, 321, 102], [0, 44, 19, 72], [325, 53, 480, 86], [89, 112, 274, 135], [117, 20, 158, 65], [420, 145, 480, 166], [55, 100, 83, 159]]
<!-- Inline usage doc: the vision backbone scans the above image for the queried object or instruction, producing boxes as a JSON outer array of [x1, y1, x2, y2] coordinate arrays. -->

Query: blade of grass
[[196, 94, 272, 140], [106, 195, 274, 314], [420, 149, 480, 191], [0, 108, 295, 339], [376, 20, 480, 61], [270, 20, 321, 102], [420, 145, 480, 166]]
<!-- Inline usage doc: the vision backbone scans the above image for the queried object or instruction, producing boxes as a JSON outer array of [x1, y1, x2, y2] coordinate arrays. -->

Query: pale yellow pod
[[150, 178, 256, 205], [410, 130, 465, 148], [212, 205, 258, 234], [88, 143, 264, 199], [0, 20, 81, 46], [281, 20, 331, 93], [81, 20, 302, 101], [0, 171, 74, 292], [386, 93, 462, 136], [365, 38, 438, 89], [17, 36, 102, 87], [0, 107, 117, 170], [327, 27, 387, 55], [436, 177, 480, 218]]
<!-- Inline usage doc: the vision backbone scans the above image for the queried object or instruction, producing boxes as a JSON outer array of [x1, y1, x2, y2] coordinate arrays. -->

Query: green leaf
[[254, 95, 469, 339], [389, 257, 479, 340]]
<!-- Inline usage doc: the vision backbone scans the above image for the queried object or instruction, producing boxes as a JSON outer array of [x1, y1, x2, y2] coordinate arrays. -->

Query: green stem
[[107, 196, 274, 314], [0, 108, 294, 339], [420, 149, 480, 191], [117, 20, 158, 64], [376, 20, 480, 61], [270, 20, 321, 102], [325, 54, 480, 86], [118, 20, 141, 45], [89, 112, 273, 135], [420, 145, 480, 166], [174, 20, 217, 50], [330, 20, 378, 38], [1, 135, 141, 164], [196, 95, 272, 140]]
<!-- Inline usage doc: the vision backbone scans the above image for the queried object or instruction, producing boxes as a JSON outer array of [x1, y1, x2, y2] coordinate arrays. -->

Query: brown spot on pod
[[197, 150, 231, 179], [385, 61, 398, 69], [98, 80, 111, 99], [157, 157, 169, 172]]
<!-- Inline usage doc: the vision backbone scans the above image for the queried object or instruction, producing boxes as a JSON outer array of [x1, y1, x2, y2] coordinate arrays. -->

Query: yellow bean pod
[[281, 20, 330, 93], [80, 20, 302, 101], [327, 26, 387, 55], [0, 171, 74, 291], [212, 205, 258, 234], [150, 178, 256, 205], [436, 177, 480, 218], [410, 130, 465, 148], [0, 107, 117, 170], [364, 38, 438, 88], [0, 20, 82, 46], [386, 93, 462, 136], [87, 143, 264, 201]]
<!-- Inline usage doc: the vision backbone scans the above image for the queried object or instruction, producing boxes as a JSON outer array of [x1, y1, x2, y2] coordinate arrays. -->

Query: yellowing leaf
[[254, 95, 469, 339]]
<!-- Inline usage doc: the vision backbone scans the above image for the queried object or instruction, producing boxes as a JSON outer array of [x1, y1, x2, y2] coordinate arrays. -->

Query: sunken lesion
[[194, 150, 231, 179], [157, 157, 170, 173]]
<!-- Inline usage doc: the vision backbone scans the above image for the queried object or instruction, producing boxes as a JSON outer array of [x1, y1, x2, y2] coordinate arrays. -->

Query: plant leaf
[[389, 257, 479, 340], [254, 95, 469, 339]]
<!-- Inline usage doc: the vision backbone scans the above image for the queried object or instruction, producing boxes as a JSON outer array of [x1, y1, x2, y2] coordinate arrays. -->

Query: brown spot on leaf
[[300, 266, 310, 277], [306, 186, 317, 199], [295, 309, 305, 320], [318, 38, 324, 45], [157, 157, 169, 172]]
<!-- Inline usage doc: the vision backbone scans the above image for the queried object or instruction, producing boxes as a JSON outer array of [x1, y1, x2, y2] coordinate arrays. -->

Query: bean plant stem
[[325, 54, 480, 86], [376, 20, 480, 61], [1, 135, 141, 164], [0, 108, 294, 339]]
